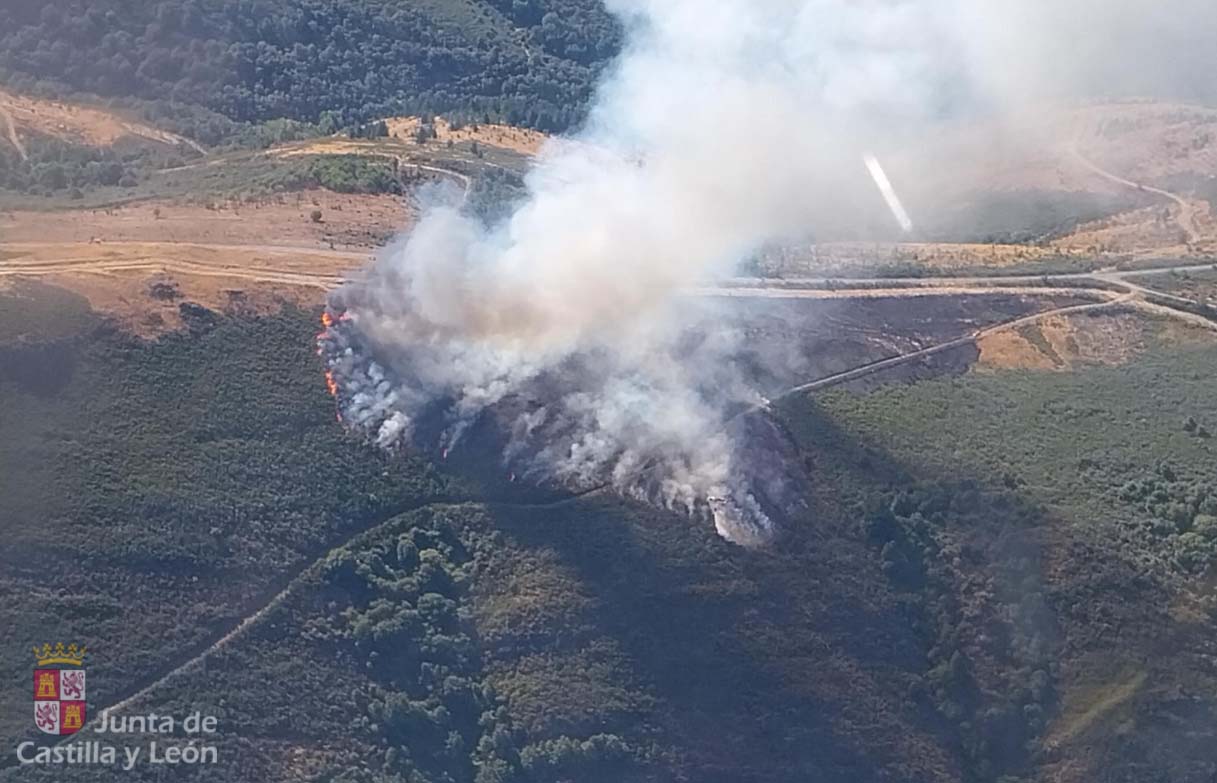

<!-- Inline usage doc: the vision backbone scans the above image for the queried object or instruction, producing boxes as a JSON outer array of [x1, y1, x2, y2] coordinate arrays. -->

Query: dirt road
[[0, 241, 367, 293], [0, 105, 25, 161], [773, 294, 1137, 399], [0, 258, 346, 289], [3, 228, 1214, 347], [1070, 139, 1202, 244], [0, 490, 595, 775], [2, 240, 368, 261], [0, 497, 433, 774], [5, 237, 1213, 296]]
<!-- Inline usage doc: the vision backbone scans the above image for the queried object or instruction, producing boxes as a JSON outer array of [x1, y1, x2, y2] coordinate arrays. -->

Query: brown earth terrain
[[976, 311, 1153, 370], [385, 115, 549, 155], [846, 101, 1217, 268], [0, 193, 409, 334], [766, 104, 1217, 271], [899, 101, 1217, 202], [0, 192, 411, 249], [0, 87, 204, 152], [0, 241, 363, 335], [1052, 204, 1197, 255]]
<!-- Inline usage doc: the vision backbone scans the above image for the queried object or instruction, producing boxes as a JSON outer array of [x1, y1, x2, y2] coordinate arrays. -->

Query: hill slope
[[0, 0, 620, 133], [5, 282, 1217, 782]]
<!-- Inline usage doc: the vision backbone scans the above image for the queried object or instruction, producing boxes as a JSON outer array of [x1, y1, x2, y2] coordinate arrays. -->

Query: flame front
[[318, 310, 348, 433], [320, 312, 341, 398]]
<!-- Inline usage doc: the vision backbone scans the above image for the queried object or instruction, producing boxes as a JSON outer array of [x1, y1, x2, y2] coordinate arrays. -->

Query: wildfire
[[319, 311, 347, 421]]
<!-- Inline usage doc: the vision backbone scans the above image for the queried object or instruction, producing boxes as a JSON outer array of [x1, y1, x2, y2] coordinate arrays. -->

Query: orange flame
[[321, 311, 335, 328], [324, 370, 339, 397]]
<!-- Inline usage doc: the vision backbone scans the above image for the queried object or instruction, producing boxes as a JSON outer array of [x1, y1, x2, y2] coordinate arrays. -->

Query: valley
[[2, 25, 1217, 779]]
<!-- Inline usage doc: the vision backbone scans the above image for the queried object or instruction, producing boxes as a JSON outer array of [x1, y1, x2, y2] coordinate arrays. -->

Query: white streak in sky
[[864, 155, 913, 233]]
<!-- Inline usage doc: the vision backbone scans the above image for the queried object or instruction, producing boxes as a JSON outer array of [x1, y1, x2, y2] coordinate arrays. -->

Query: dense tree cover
[[302, 508, 651, 783], [314, 510, 524, 783], [308, 155, 402, 195], [1113, 465, 1217, 573], [0, 0, 622, 134], [860, 484, 1056, 780]]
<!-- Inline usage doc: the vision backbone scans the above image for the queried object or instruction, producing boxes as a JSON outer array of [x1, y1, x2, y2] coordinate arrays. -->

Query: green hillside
[[0, 0, 620, 137], [6, 283, 1217, 782]]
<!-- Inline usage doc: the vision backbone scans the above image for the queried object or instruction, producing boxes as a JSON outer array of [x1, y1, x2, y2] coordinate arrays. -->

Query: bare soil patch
[[0, 241, 361, 336], [386, 116, 547, 155], [0, 88, 202, 152], [976, 308, 1208, 370], [0, 192, 410, 251], [1052, 205, 1193, 255]]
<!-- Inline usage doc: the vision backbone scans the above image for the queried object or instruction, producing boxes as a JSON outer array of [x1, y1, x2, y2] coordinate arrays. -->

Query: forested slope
[[7, 280, 1217, 782], [0, 0, 621, 135]]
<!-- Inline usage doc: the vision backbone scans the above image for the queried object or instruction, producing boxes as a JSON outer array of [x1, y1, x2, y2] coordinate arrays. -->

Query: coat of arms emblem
[[33, 643, 87, 736]]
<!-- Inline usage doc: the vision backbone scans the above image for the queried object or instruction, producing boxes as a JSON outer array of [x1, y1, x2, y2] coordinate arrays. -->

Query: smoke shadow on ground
[[477, 403, 968, 781], [476, 391, 1217, 782], [485, 495, 933, 782]]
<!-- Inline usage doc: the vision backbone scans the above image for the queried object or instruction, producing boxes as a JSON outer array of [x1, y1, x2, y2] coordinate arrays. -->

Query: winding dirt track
[[781, 295, 1136, 396], [0, 258, 346, 289], [0, 106, 26, 161], [0, 498, 429, 774], [4, 239, 1214, 296], [1070, 138, 1202, 245], [0, 490, 601, 774], [0, 241, 365, 289]]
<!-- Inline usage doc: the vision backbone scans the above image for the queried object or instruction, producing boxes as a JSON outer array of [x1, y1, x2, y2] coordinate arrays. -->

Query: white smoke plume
[[322, 0, 1214, 545]]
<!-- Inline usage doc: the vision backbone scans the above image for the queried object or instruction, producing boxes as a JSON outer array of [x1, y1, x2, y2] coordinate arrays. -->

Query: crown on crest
[[34, 643, 86, 667]]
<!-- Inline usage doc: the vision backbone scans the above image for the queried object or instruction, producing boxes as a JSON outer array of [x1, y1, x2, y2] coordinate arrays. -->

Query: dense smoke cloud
[[322, 0, 1215, 545]]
